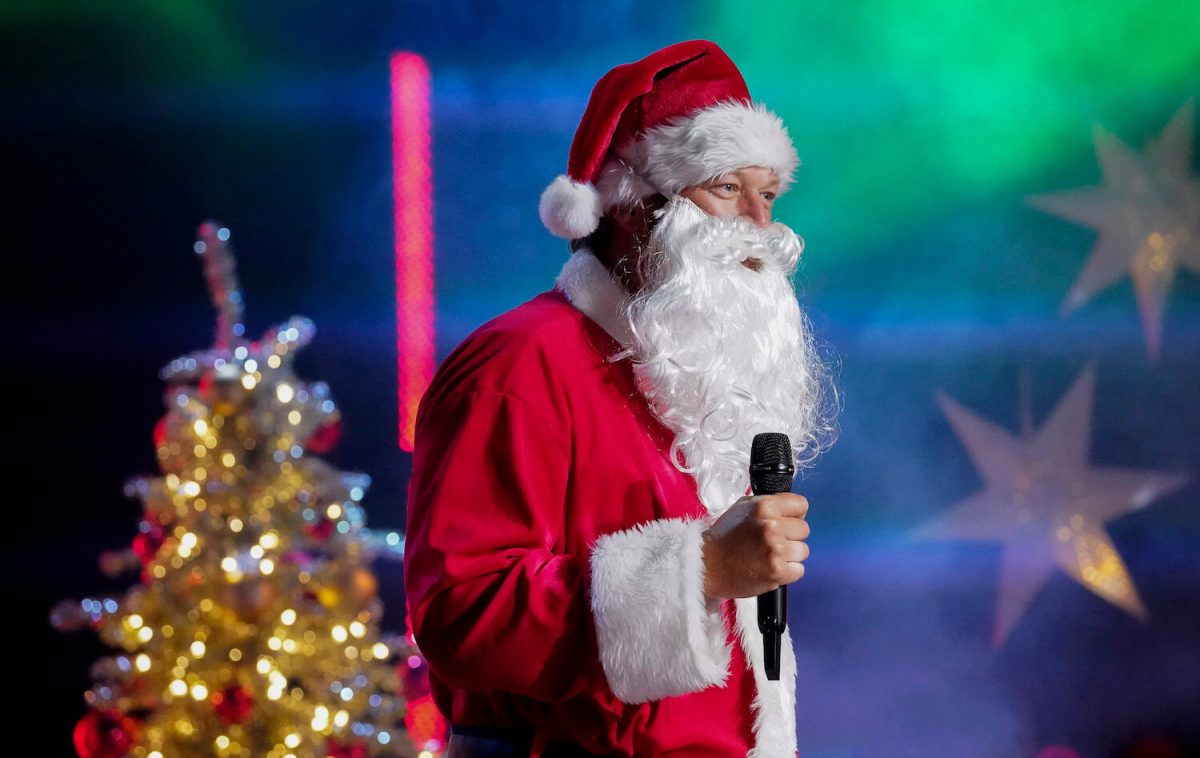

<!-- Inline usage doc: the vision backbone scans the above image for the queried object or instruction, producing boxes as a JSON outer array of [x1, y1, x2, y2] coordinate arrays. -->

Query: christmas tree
[[52, 221, 445, 758]]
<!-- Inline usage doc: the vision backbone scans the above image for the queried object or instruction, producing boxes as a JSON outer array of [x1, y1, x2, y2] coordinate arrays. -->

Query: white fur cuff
[[589, 518, 731, 704]]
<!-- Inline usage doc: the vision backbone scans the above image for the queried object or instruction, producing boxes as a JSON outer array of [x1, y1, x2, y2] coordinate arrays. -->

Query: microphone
[[750, 432, 794, 681]]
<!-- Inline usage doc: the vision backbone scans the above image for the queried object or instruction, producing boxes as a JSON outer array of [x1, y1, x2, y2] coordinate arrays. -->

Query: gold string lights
[[52, 222, 429, 758]]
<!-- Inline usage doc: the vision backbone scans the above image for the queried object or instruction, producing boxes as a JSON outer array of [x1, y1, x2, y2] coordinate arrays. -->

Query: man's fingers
[[783, 494, 809, 517], [756, 493, 808, 518], [776, 560, 805, 585], [777, 517, 810, 541], [790, 562, 805, 582], [786, 541, 810, 563], [765, 540, 809, 585]]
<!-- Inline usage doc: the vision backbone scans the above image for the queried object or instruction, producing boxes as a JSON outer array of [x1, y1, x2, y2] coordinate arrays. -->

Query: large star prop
[[1027, 100, 1200, 360], [914, 365, 1188, 646]]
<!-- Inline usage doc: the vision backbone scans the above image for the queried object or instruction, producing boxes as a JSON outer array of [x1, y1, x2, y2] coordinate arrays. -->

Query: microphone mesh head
[[750, 432, 794, 494]]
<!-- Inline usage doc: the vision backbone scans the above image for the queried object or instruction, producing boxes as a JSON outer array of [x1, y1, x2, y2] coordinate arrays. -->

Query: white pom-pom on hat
[[539, 175, 603, 240]]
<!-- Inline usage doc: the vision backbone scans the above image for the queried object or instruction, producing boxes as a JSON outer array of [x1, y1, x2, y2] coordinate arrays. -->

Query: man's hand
[[701, 493, 810, 599]]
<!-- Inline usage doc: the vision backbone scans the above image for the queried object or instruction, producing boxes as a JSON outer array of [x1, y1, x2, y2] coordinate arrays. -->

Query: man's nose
[[738, 194, 771, 227]]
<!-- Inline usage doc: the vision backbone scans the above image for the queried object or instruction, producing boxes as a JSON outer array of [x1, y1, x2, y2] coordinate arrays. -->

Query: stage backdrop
[[6, 2, 1198, 756]]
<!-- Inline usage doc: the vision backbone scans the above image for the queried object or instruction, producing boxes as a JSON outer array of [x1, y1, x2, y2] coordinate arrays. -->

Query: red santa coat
[[405, 252, 797, 756]]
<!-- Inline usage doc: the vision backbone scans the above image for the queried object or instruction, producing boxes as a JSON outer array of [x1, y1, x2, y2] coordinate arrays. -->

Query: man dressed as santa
[[404, 40, 837, 757]]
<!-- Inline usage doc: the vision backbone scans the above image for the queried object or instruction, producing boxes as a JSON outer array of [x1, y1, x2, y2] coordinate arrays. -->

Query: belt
[[445, 725, 596, 758]]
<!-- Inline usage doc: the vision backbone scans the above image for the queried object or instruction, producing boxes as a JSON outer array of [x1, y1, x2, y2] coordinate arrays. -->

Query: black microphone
[[750, 432, 794, 681]]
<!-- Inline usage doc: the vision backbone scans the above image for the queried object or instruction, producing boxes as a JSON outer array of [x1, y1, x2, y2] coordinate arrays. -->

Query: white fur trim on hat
[[593, 159, 660, 214], [539, 175, 603, 239], [625, 100, 799, 197], [589, 517, 731, 704]]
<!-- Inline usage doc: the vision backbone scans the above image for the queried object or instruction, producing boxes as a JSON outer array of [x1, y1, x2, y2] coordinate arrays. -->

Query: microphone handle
[[757, 588, 786, 680], [754, 483, 788, 681]]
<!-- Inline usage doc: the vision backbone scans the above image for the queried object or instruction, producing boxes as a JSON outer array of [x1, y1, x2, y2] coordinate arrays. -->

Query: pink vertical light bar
[[390, 52, 434, 452]]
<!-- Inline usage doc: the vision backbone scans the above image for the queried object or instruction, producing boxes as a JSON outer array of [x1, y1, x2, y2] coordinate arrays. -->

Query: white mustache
[[650, 197, 804, 274]]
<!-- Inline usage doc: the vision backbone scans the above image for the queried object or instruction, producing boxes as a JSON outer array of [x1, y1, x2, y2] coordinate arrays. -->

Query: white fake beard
[[625, 196, 831, 516]]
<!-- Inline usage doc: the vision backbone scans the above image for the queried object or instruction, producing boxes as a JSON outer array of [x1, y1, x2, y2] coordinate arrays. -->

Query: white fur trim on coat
[[540, 174, 603, 239], [589, 518, 731, 704], [734, 596, 798, 757], [554, 249, 633, 347], [625, 100, 799, 198]]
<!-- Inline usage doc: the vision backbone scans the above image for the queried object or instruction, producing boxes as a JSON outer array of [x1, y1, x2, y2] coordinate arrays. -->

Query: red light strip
[[390, 52, 434, 452]]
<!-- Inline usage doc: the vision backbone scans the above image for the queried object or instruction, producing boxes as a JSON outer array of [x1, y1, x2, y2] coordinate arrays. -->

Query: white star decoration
[[1027, 100, 1200, 360], [914, 365, 1188, 646]]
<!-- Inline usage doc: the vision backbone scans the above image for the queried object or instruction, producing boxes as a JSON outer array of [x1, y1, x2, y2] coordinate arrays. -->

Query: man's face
[[679, 166, 780, 228], [676, 165, 780, 272]]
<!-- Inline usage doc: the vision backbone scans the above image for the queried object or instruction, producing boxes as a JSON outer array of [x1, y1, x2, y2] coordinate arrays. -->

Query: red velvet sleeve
[[404, 387, 603, 702]]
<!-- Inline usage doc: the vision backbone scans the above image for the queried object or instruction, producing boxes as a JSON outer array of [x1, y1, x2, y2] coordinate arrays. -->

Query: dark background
[[5, 2, 1198, 756]]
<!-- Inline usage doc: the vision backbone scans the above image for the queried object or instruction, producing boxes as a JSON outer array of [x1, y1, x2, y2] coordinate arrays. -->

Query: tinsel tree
[[52, 221, 446, 758]]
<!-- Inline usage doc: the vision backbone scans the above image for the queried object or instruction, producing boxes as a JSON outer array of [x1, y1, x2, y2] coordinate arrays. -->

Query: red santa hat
[[539, 40, 799, 240]]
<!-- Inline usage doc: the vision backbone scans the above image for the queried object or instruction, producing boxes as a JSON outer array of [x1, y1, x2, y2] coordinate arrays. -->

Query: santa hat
[[539, 40, 799, 240]]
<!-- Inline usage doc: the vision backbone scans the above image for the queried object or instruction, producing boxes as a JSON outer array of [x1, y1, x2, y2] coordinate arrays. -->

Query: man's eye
[[762, 192, 776, 202], [717, 183, 737, 193]]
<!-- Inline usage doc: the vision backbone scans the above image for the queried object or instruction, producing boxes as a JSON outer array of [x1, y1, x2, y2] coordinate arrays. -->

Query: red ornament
[[304, 518, 335, 542], [152, 415, 168, 448], [325, 739, 368, 758], [404, 695, 447, 752], [306, 419, 342, 454], [211, 684, 254, 725], [132, 524, 166, 566], [198, 370, 216, 398], [73, 709, 138, 758]]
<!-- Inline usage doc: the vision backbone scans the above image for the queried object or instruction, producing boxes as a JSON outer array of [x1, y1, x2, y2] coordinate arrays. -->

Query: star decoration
[[914, 365, 1188, 646], [1027, 100, 1200, 360]]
